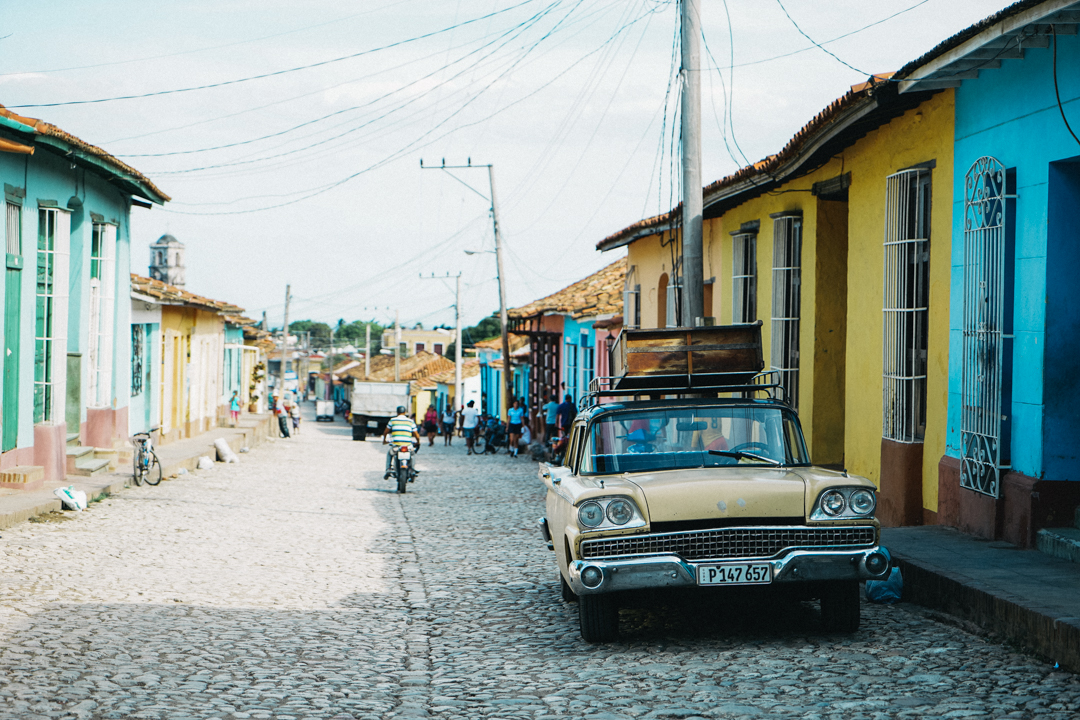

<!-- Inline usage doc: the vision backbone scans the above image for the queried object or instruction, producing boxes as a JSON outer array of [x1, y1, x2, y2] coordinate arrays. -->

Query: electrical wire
[[1053, 25, 1080, 148], [0, 0, 420, 77], [7, 0, 540, 109], [773, 0, 872, 77]]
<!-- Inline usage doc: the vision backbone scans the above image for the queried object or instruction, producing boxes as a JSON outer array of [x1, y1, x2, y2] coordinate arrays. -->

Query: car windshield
[[580, 404, 810, 474]]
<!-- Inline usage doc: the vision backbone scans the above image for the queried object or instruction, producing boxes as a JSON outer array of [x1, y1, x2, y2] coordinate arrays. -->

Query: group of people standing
[[416, 392, 576, 458]]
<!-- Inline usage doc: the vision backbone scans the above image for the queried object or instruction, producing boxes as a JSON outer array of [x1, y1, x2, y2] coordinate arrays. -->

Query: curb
[[0, 414, 274, 531], [894, 553, 1080, 673]]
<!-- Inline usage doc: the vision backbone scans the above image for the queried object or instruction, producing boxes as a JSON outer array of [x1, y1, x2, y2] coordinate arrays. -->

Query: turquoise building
[[899, 0, 1080, 545], [0, 106, 167, 482]]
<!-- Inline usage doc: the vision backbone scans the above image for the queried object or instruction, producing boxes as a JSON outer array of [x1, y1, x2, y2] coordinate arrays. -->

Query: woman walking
[[442, 406, 456, 446], [507, 398, 525, 458], [423, 405, 439, 447]]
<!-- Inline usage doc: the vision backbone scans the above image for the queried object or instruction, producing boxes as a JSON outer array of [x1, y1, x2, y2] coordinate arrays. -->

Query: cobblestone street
[[0, 411, 1077, 720]]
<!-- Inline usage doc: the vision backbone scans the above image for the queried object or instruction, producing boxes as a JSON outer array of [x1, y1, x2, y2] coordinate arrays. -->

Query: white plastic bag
[[197, 455, 215, 470], [53, 485, 87, 511], [214, 438, 239, 464]]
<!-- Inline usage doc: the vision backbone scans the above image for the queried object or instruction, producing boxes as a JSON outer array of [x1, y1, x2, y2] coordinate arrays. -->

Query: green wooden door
[[3, 255, 22, 452]]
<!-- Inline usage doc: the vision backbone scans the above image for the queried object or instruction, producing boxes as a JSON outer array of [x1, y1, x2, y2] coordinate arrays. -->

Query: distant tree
[[462, 313, 502, 346], [289, 320, 331, 341]]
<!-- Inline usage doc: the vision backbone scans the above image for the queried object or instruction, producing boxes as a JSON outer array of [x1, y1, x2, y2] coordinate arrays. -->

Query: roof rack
[[580, 370, 790, 411]]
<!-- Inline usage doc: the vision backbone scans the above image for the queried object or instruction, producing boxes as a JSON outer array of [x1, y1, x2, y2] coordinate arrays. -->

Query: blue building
[[899, 0, 1080, 545], [0, 105, 167, 484]]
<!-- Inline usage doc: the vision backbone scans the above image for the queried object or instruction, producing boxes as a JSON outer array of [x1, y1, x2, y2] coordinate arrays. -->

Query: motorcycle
[[391, 443, 419, 494], [478, 418, 507, 455]]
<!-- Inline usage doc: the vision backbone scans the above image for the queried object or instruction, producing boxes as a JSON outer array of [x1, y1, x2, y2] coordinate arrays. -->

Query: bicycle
[[132, 430, 162, 486]]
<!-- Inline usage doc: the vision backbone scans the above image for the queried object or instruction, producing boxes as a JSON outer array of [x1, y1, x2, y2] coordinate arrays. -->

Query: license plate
[[697, 563, 772, 586]]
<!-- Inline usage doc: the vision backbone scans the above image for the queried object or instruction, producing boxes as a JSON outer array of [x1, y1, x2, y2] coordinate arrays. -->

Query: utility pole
[[394, 310, 401, 383], [365, 323, 371, 378], [681, 0, 705, 326], [421, 158, 513, 420], [278, 284, 291, 403], [420, 272, 464, 414], [327, 327, 334, 401]]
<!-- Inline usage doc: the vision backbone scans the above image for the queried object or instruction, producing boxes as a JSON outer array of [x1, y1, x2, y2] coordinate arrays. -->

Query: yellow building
[[598, 78, 955, 527]]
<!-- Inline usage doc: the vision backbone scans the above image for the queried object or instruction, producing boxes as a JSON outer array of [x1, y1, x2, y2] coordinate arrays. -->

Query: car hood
[[624, 466, 819, 523]]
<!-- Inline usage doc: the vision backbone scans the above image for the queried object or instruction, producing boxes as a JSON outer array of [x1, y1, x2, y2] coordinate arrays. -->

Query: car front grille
[[579, 525, 876, 562]]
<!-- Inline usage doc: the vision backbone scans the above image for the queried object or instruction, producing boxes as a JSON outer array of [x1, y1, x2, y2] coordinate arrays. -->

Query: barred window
[[666, 280, 682, 328], [882, 169, 931, 443], [5, 202, 20, 256], [131, 325, 145, 397], [731, 224, 758, 323], [622, 265, 640, 329], [770, 213, 802, 409]]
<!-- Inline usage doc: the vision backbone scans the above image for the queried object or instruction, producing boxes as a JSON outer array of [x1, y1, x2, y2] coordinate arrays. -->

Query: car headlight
[[578, 501, 604, 528], [850, 489, 876, 515], [820, 490, 846, 516], [606, 498, 634, 525]]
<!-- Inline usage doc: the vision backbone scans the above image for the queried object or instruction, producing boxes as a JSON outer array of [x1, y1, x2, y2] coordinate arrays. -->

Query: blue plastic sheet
[[866, 567, 903, 604]]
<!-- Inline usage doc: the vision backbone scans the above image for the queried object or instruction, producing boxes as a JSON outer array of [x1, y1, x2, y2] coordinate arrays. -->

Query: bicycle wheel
[[132, 449, 144, 486], [143, 451, 163, 486]]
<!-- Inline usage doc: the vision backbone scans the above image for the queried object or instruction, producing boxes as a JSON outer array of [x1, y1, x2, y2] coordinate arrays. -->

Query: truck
[[350, 381, 410, 441]]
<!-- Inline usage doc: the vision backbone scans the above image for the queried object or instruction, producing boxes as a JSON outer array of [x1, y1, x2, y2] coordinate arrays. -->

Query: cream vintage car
[[537, 325, 890, 642]]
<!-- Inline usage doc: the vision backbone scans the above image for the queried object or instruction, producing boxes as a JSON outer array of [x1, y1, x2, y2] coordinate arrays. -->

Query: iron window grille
[[732, 227, 758, 324], [770, 213, 802, 409], [623, 265, 641, 329], [960, 157, 1012, 498], [5, 203, 20, 256], [666, 281, 682, 328], [883, 169, 931, 443], [88, 223, 115, 408], [131, 325, 144, 397]]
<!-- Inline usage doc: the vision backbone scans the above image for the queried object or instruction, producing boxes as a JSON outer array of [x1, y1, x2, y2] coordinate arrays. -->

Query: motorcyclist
[[382, 406, 420, 480]]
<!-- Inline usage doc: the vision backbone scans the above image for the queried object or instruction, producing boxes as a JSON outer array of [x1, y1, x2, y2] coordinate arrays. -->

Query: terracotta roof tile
[[509, 257, 626, 320], [131, 273, 244, 315], [0, 105, 169, 203]]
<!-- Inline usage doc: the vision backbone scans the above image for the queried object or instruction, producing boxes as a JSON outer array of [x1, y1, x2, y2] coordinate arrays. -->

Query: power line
[[0, 0, 420, 77], [773, 0, 871, 77], [7, 0, 541, 109]]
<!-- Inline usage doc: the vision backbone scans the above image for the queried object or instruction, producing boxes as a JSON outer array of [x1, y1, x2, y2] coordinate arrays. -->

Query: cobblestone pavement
[[0, 410, 1077, 720]]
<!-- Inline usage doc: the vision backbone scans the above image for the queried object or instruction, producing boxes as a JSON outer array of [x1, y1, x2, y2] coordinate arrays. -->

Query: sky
[[0, 0, 1010, 329]]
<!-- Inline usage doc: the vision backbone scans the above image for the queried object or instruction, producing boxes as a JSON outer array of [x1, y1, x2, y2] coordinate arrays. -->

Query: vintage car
[[537, 324, 890, 642]]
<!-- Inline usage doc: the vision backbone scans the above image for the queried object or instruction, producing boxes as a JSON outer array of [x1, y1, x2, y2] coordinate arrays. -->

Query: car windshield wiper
[[706, 449, 781, 465]]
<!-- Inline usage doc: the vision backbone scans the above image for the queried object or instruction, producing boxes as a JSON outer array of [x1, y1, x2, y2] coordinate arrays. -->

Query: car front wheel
[[820, 580, 860, 632], [579, 593, 618, 642], [560, 573, 577, 603]]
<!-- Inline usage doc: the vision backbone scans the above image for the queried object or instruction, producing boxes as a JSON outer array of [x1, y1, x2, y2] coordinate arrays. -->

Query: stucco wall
[[844, 92, 956, 511], [949, 32, 1080, 482]]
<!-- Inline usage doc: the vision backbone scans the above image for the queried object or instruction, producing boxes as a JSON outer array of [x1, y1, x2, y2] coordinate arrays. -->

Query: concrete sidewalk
[[883, 525, 1080, 673], [0, 413, 274, 531]]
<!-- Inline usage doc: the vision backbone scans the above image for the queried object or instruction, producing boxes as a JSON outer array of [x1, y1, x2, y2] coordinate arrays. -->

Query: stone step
[[70, 458, 110, 477], [64, 446, 95, 475], [94, 447, 119, 471], [0, 465, 45, 491], [66, 432, 80, 447], [1036, 526, 1080, 564]]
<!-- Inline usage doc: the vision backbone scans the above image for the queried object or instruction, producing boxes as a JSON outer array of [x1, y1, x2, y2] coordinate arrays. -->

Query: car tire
[[820, 580, 860, 633], [560, 573, 577, 603], [578, 593, 618, 642]]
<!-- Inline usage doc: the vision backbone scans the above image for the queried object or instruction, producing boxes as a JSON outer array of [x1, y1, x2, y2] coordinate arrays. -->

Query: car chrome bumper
[[565, 546, 890, 595]]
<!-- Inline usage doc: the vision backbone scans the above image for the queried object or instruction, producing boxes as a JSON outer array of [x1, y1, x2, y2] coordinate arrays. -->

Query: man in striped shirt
[[382, 406, 419, 479]]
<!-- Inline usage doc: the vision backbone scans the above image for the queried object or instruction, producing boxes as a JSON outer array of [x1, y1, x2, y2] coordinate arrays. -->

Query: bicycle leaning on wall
[[131, 429, 162, 487]]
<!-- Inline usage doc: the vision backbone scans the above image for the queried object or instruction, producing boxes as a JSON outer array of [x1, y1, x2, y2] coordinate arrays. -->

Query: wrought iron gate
[[961, 156, 1007, 497]]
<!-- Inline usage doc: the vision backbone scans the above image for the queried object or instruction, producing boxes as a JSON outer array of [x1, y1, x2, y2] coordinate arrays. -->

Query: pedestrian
[[423, 405, 439, 447], [229, 390, 241, 427], [274, 394, 291, 438], [460, 400, 480, 455], [542, 393, 559, 442], [442, 406, 456, 446], [290, 402, 301, 435], [507, 398, 524, 458], [556, 393, 576, 437]]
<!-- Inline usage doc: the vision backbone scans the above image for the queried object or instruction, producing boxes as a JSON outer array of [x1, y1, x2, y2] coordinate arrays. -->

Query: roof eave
[[33, 135, 169, 205], [898, 0, 1080, 93]]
